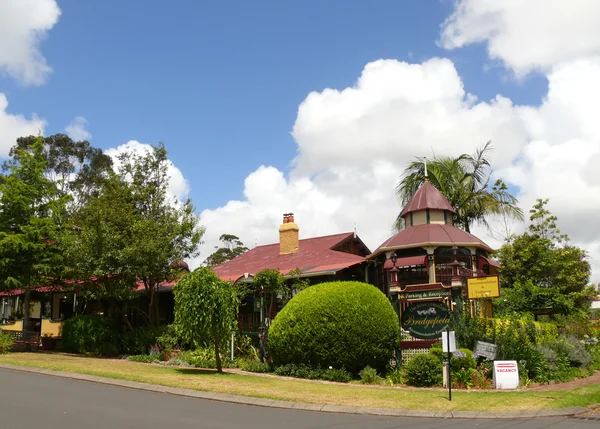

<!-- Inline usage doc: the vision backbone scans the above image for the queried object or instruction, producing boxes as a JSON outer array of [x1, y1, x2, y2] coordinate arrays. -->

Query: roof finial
[[424, 156, 429, 181], [354, 223, 357, 238]]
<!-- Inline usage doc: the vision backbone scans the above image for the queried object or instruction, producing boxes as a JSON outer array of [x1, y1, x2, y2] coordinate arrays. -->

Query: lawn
[[1, 352, 599, 412]]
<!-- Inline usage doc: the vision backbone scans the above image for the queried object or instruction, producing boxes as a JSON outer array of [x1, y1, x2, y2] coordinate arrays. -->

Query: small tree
[[173, 267, 239, 372]]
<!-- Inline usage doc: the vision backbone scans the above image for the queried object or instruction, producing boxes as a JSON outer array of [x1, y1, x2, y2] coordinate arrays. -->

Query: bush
[[359, 366, 381, 384], [385, 369, 403, 386], [0, 331, 15, 354], [403, 354, 443, 387], [236, 358, 272, 373], [120, 326, 165, 355], [62, 315, 120, 356], [178, 347, 230, 369], [272, 363, 352, 382], [268, 281, 399, 374], [450, 349, 476, 373]]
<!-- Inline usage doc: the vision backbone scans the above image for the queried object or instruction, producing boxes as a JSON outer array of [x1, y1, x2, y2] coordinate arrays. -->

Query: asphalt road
[[0, 368, 596, 429]]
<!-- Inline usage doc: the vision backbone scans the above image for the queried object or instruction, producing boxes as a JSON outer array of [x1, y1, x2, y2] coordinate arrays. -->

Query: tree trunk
[[108, 299, 134, 331], [214, 337, 222, 373]]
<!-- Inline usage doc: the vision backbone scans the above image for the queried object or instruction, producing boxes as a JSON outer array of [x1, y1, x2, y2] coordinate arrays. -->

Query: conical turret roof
[[399, 180, 456, 217]]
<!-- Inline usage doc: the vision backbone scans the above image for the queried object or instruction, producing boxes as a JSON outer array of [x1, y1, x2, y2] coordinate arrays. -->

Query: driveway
[[0, 367, 596, 428]]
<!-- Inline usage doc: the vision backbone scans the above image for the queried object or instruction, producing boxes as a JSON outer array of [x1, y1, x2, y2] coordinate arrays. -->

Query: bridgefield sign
[[401, 302, 453, 339]]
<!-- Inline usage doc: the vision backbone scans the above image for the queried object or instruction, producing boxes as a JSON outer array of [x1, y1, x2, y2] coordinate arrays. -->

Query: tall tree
[[203, 234, 249, 266], [0, 138, 70, 329], [495, 199, 594, 317], [115, 143, 204, 325], [62, 172, 139, 329], [174, 267, 239, 373], [395, 141, 524, 232], [3, 134, 113, 209]]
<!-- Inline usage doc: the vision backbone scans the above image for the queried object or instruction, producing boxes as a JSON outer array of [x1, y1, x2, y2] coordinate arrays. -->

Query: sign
[[401, 302, 453, 340], [493, 360, 519, 389], [442, 330, 457, 353], [473, 341, 498, 360], [467, 275, 500, 299], [398, 289, 451, 301]]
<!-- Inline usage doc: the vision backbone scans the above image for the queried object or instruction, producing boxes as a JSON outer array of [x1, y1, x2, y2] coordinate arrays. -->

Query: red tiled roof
[[481, 256, 502, 269], [399, 181, 456, 217], [370, 223, 493, 258], [213, 232, 368, 281]]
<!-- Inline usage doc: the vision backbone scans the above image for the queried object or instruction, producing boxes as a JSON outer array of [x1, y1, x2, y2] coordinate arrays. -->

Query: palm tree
[[395, 141, 524, 233]]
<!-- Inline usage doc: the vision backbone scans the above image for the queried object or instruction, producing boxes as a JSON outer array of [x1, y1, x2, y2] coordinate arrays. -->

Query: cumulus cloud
[[0, 93, 46, 156], [64, 116, 92, 141], [104, 141, 191, 203], [196, 55, 600, 283], [195, 58, 529, 268], [0, 0, 61, 85], [439, 0, 600, 77]]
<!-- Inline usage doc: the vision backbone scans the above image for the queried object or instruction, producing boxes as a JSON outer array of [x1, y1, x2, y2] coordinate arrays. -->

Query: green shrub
[[236, 358, 272, 373], [429, 347, 444, 362], [547, 337, 592, 368], [450, 348, 476, 373], [359, 366, 381, 384], [268, 281, 399, 374], [120, 326, 165, 355], [403, 354, 443, 387], [320, 367, 352, 383], [272, 363, 352, 382], [62, 315, 120, 356], [178, 347, 230, 369], [0, 331, 15, 354], [385, 369, 403, 386]]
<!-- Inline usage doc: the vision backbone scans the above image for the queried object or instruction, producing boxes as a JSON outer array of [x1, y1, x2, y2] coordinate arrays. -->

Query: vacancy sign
[[493, 361, 519, 389]]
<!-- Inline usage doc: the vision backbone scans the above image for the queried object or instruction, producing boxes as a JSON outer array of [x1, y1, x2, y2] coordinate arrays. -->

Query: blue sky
[[2, 0, 546, 209], [3, 0, 599, 280]]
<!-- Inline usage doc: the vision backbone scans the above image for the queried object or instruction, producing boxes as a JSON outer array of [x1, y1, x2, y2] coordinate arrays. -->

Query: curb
[[0, 363, 591, 419]]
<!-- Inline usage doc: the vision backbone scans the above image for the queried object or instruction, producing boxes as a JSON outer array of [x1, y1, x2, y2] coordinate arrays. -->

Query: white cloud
[[195, 58, 529, 269], [0, 0, 61, 86], [104, 141, 190, 203], [439, 0, 600, 77], [196, 53, 600, 285], [0, 93, 46, 157], [64, 116, 92, 141]]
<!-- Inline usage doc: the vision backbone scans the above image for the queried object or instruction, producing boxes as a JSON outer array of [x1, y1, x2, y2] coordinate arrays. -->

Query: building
[[213, 213, 372, 331], [367, 179, 500, 315]]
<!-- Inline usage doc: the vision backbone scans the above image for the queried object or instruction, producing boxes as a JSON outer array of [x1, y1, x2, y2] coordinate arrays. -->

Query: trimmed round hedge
[[268, 281, 399, 374]]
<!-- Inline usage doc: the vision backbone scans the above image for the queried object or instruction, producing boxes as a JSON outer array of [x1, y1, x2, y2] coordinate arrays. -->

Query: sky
[[1, 0, 599, 284]]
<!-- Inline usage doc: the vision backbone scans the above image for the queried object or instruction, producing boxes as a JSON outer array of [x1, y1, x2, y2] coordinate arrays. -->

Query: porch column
[[468, 247, 478, 274], [424, 246, 437, 283]]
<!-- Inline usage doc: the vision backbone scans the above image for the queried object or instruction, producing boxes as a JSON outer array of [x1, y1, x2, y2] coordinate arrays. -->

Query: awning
[[481, 256, 501, 269], [384, 255, 427, 269]]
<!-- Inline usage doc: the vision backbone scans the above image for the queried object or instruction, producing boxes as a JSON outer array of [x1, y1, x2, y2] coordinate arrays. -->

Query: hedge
[[61, 315, 121, 356], [268, 281, 399, 374]]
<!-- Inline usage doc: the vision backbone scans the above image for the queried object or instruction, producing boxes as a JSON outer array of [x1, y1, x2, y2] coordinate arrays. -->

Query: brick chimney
[[279, 213, 299, 255]]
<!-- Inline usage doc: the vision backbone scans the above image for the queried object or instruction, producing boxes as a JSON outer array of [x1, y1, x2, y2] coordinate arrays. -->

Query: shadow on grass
[[175, 367, 235, 376]]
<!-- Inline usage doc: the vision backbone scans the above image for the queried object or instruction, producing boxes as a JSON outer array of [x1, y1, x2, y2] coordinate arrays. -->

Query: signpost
[[400, 302, 453, 340], [443, 328, 456, 401], [467, 275, 500, 299]]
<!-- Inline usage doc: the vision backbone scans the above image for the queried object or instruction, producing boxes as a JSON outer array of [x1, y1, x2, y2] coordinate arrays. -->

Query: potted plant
[[41, 333, 57, 351]]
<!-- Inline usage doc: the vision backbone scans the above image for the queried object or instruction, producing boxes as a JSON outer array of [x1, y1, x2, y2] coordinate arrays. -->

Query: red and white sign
[[493, 360, 519, 389]]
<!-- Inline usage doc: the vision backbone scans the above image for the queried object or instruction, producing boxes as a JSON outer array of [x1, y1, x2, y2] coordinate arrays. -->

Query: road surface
[[0, 367, 596, 428]]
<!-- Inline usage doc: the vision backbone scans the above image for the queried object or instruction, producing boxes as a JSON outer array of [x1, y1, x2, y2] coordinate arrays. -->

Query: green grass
[[1, 353, 599, 411]]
